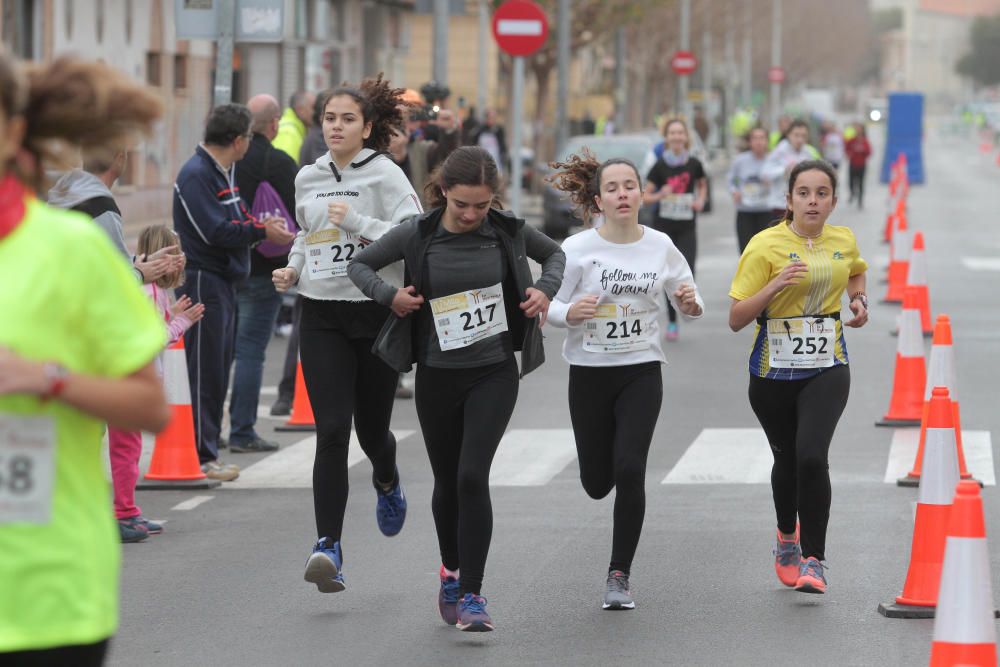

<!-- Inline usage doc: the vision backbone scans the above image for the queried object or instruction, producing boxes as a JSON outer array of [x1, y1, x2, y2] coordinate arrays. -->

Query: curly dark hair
[[547, 149, 641, 225], [328, 73, 406, 152]]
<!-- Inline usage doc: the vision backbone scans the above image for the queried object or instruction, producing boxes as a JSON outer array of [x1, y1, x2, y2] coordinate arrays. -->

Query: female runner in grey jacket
[[348, 146, 564, 632]]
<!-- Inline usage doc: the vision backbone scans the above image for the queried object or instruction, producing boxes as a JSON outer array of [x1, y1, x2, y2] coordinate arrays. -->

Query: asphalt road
[[109, 124, 1000, 666]]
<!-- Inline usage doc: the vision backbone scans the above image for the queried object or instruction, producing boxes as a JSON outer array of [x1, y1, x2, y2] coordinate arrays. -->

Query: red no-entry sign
[[492, 0, 549, 57], [768, 66, 786, 84], [670, 50, 698, 76]]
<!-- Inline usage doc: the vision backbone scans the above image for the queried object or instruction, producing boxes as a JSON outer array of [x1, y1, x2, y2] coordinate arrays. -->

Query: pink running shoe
[[773, 527, 801, 587]]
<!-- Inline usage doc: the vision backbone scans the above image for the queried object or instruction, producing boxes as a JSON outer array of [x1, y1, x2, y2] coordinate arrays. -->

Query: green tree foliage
[[957, 14, 1000, 87]]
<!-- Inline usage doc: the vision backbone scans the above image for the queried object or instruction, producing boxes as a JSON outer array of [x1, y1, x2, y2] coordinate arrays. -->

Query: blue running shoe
[[304, 537, 345, 593], [456, 593, 494, 632], [374, 468, 406, 537], [795, 557, 827, 594], [438, 566, 460, 625], [136, 516, 163, 535]]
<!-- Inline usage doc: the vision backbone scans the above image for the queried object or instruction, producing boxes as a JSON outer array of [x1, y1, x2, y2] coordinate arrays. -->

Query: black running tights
[[748, 365, 850, 561], [415, 358, 519, 596], [650, 219, 696, 324], [299, 328, 399, 542], [568, 362, 663, 575]]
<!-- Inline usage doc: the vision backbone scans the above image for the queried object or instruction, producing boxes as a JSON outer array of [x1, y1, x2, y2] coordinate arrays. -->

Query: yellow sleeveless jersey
[[729, 221, 867, 380]]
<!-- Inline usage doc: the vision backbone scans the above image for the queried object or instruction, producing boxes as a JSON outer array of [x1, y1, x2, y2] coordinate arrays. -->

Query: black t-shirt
[[645, 157, 706, 223]]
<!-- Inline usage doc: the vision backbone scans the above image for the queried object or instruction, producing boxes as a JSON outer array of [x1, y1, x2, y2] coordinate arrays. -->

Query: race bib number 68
[[0, 415, 55, 525]]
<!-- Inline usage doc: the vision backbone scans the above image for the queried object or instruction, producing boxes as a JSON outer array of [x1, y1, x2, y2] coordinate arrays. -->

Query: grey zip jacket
[[348, 207, 565, 377]]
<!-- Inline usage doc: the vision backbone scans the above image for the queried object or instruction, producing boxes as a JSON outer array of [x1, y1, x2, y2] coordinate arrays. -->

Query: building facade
[[0, 0, 415, 223]]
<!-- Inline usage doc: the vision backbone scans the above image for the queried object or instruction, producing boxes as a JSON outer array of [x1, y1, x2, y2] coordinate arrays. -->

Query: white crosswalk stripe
[[489, 429, 578, 486], [661, 428, 773, 484], [205, 426, 996, 490], [961, 257, 1000, 271], [233, 431, 415, 488], [884, 428, 995, 486]]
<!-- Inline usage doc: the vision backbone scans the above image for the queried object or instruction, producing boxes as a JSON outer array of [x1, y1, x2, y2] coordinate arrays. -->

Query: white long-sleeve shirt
[[287, 148, 422, 301], [761, 139, 813, 210], [547, 227, 704, 366]]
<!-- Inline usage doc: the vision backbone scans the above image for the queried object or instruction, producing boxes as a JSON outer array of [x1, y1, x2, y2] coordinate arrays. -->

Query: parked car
[[540, 133, 658, 238]]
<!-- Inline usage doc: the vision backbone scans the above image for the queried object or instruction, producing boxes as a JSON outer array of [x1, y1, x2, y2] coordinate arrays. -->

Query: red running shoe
[[773, 526, 801, 587]]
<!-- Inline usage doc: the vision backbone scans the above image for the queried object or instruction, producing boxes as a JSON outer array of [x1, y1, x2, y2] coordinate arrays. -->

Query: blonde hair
[[661, 117, 691, 150], [137, 224, 184, 289], [0, 50, 163, 191]]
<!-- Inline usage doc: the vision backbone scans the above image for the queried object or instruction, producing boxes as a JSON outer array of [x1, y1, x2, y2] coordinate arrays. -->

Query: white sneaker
[[201, 460, 239, 482]]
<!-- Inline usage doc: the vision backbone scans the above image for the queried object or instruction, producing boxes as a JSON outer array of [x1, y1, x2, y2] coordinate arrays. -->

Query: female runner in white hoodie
[[272, 75, 422, 593]]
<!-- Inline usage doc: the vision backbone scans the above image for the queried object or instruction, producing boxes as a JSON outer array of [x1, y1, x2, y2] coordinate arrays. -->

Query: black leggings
[[650, 218, 696, 323], [415, 358, 519, 596], [849, 164, 866, 205], [748, 365, 850, 561], [569, 362, 662, 575], [299, 306, 400, 542], [2, 639, 109, 666], [735, 210, 773, 254]]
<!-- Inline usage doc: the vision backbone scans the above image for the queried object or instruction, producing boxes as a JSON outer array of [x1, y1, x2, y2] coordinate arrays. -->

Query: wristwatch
[[40, 363, 70, 402], [851, 292, 869, 311]]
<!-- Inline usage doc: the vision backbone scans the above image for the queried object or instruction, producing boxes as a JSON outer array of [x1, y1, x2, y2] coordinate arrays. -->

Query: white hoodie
[[288, 148, 422, 301]]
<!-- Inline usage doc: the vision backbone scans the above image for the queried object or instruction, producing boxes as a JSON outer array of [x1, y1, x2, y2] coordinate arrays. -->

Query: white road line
[[884, 428, 920, 483], [884, 428, 995, 486], [171, 496, 215, 511], [490, 429, 577, 486], [662, 428, 773, 484], [234, 430, 415, 488], [961, 257, 1000, 272]]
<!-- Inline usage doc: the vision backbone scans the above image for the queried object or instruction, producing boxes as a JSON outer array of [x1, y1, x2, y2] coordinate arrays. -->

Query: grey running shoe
[[603, 570, 635, 610], [229, 437, 280, 453]]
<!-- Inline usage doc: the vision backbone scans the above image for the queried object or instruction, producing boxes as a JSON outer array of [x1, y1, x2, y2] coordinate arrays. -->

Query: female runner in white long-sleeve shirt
[[546, 151, 705, 610]]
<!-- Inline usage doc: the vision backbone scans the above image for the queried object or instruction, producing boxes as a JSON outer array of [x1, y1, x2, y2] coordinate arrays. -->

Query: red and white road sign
[[768, 66, 786, 84], [670, 50, 698, 76], [492, 1, 549, 57]]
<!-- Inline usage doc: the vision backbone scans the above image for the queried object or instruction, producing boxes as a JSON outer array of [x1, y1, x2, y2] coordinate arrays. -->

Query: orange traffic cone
[[905, 232, 933, 336], [139, 337, 221, 489], [878, 387, 960, 618], [883, 212, 895, 245], [929, 481, 999, 665], [899, 316, 975, 487], [877, 287, 927, 427], [274, 358, 316, 432], [883, 207, 911, 303]]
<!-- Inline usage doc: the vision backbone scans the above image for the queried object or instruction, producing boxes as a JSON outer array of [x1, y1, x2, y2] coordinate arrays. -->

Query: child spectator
[[110, 225, 205, 541]]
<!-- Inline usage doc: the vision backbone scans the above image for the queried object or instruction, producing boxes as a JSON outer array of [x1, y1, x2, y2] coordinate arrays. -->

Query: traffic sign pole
[[511, 56, 525, 218], [492, 0, 548, 218], [770, 0, 782, 130]]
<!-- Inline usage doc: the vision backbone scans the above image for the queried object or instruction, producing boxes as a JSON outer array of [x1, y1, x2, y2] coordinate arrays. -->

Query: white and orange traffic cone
[[878, 387, 960, 618], [274, 358, 316, 432], [929, 481, 998, 665], [876, 287, 926, 427], [898, 315, 976, 487], [139, 337, 221, 489], [883, 205, 911, 303], [905, 232, 933, 336]]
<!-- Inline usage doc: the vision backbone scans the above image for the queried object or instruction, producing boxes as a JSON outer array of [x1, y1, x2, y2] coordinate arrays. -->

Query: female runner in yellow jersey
[[728, 160, 868, 595]]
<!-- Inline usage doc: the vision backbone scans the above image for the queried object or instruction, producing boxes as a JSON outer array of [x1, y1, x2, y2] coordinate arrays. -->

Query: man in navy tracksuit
[[172, 104, 294, 479]]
